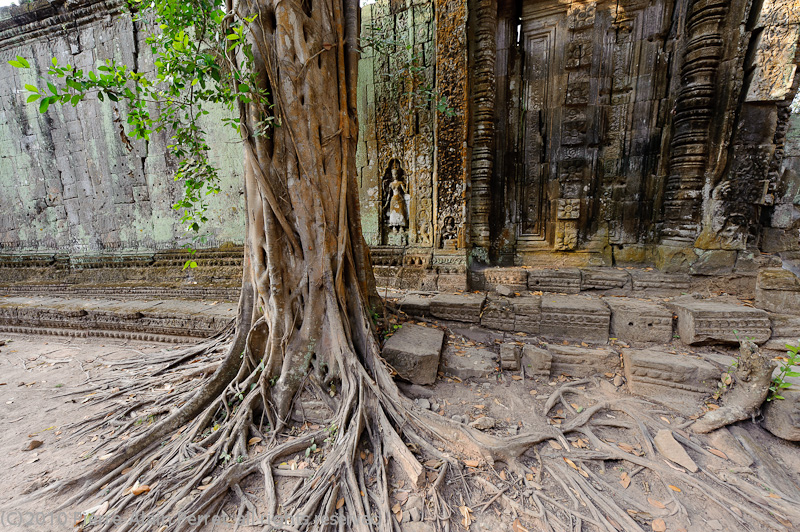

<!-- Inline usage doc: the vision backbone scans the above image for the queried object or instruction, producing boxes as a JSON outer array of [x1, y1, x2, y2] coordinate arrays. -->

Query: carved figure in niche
[[383, 159, 409, 233], [441, 216, 458, 249]]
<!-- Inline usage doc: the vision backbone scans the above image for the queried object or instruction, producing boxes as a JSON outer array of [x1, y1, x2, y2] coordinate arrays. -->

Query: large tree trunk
[[240, 0, 379, 424]]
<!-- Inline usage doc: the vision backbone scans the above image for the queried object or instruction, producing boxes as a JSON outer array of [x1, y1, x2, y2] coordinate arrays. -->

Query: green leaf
[[8, 60, 24, 68], [15, 56, 30, 68], [238, 83, 250, 93], [51, 57, 58, 67], [39, 98, 50, 113], [24, 84, 39, 93], [47, 82, 58, 95], [27, 94, 40, 103], [71, 94, 82, 105]]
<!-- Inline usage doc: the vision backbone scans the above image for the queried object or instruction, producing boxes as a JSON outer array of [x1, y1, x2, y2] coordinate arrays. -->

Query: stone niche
[[356, 0, 470, 291]]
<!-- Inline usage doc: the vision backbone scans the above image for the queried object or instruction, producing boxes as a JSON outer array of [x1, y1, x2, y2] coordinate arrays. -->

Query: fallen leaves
[[668, 485, 681, 493], [620, 472, 631, 489], [463, 459, 481, 468], [131, 485, 151, 496], [707, 447, 728, 460], [647, 497, 666, 510], [651, 518, 667, 532], [23, 440, 43, 451], [459, 505, 473, 529], [512, 518, 529, 532]]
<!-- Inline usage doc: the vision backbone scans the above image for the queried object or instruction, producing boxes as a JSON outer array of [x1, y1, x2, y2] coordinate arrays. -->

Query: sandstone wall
[[0, 0, 245, 254]]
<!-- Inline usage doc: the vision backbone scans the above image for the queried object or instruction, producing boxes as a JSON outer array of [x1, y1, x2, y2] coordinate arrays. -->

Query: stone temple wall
[[0, 0, 245, 255]]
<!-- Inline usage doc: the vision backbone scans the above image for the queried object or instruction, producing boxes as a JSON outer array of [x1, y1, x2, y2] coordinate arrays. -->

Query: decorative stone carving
[[554, 221, 579, 250], [622, 349, 719, 413], [483, 267, 528, 291], [539, 294, 610, 343], [528, 268, 581, 293], [429, 292, 485, 323], [557, 199, 581, 220], [481, 295, 515, 332], [670, 298, 772, 345], [547, 344, 618, 377]]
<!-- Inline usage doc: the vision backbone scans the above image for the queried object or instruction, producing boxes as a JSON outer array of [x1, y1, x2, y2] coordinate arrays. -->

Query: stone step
[[0, 295, 236, 342]]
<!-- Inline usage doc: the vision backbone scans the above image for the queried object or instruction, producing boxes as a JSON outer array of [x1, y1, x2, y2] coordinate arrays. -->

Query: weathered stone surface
[[547, 344, 618, 377], [528, 268, 581, 294], [755, 269, 800, 314], [654, 430, 698, 472], [671, 298, 771, 345], [605, 298, 673, 344], [480, 295, 515, 331], [397, 294, 432, 317], [763, 313, 800, 352], [622, 349, 718, 412], [690, 250, 737, 276], [630, 271, 691, 295], [381, 324, 444, 385], [512, 296, 541, 334], [495, 285, 514, 297], [429, 293, 485, 323], [439, 345, 494, 380], [521, 345, 552, 376], [483, 267, 528, 291], [762, 375, 800, 441], [499, 343, 521, 371], [539, 295, 610, 343], [291, 401, 333, 424], [580, 268, 631, 293]]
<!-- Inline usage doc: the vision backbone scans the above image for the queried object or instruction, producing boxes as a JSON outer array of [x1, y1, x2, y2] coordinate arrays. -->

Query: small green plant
[[305, 438, 317, 458], [768, 342, 800, 401], [324, 423, 338, 445], [54, 383, 64, 388]]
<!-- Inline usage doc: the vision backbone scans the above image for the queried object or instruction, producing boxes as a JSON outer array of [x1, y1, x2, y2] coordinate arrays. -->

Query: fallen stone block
[[622, 349, 719, 412], [480, 296, 515, 332], [630, 270, 690, 295], [513, 296, 541, 334], [440, 345, 495, 380], [539, 295, 610, 343], [755, 269, 800, 314], [654, 430, 698, 472], [606, 298, 673, 344], [763, 314, 800, 352], [580, 268, 631, 293], [483, 267, 528, 292], [429, 293, 486, 323], [762, 375, 800, 441], [528, 268, 581, 294], [500, 343, 521, 371], [547, 344, 619, 377], [470, 416, 496, 430], [671, 298, 771, 345], [397, 294, 432, 317], [706, 427, 753, 467], [522, 345, 552, 376], [382, 324, 444, 385]]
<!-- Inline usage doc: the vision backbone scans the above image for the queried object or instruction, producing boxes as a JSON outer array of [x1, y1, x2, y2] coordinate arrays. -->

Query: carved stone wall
[[471, 0, 800, 271], [0, 0, 245, 254], [357, 0, 470, 290]]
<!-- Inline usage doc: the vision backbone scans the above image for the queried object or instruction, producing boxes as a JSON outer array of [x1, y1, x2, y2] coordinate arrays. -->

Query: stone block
[[500, 343, 521, 371], [397, 294, 432, 317], [429, 293, 485, 323], [528, 268, 581, 293], [547, 344, 619, 377], [539, 295, 610, 343], [436, 272, 468, 292], [483, 267, 528, 291], [522, 345, 552, 375], [762, 375, 800, 441], [671, 298, 771, 345], [690, 250, 737, 276], [381, 324, 444, 385], [440, 345, 495, 380], [481, 296, 515, 331], [580, 268, 631, 293], [755, 269, 800, 314], [622, 349, 719, 412], [513, 296, 541, 334], [606, 297, 673, 343], [763, 314, 800, 352], [630, 270, 691, 295]]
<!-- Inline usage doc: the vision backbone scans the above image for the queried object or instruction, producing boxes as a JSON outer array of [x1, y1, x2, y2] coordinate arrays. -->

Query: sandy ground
[[0, 330, 799, 532]]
